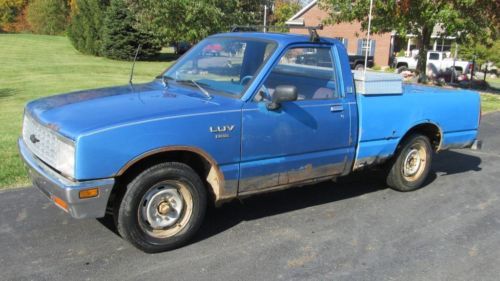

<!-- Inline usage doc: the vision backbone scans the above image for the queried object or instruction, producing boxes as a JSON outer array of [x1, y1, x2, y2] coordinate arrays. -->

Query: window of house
[[357, 39, 376, 56], [254, 47, 338, 102]]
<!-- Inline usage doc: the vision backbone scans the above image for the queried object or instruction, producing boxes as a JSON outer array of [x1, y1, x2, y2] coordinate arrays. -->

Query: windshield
[[163, 37, 277, 98]]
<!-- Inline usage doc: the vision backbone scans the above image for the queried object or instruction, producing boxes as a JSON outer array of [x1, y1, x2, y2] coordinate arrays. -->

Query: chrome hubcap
[[138, 180, 194, 238], [403, 149, 421, 177], [142, 186, 184, 229], [401, 142, 427, 182]]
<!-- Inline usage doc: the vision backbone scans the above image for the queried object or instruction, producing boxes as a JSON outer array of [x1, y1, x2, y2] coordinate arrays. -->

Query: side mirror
[[266, 85, 298, 110]]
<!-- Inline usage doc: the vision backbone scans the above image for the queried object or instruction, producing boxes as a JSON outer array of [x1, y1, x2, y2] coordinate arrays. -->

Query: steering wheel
[[240, 75, 253, 85], [240, 75, 271, 101]]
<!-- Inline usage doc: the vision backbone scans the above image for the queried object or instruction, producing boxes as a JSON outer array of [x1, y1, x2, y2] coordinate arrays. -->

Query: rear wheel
[[355, 64, 364, 71], [114, 162, 207, 253], [397, 65, 408, 73], [386, 134, 432, 191]]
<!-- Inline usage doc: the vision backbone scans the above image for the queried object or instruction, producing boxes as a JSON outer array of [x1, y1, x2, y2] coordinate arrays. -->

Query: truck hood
[[26, 81, 242, 140]]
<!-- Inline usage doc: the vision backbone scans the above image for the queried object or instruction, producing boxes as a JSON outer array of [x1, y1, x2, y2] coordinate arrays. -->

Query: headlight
[[53, 138, 75, 178], [23, 114, 76, 178]]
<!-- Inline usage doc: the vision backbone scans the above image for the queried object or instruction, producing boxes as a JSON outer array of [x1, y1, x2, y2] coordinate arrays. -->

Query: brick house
[[286, 0, 394, 67]]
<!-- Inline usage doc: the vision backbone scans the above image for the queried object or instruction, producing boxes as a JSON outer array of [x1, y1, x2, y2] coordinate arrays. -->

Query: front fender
[[74, 111, 241, 181]]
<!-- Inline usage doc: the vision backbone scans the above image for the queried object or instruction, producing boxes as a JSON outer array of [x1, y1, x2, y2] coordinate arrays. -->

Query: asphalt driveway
[[1, 112, 499, 281]]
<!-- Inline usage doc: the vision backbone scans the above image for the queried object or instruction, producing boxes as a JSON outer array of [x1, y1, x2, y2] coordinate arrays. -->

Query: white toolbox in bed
[[353, 70, 403, 95]]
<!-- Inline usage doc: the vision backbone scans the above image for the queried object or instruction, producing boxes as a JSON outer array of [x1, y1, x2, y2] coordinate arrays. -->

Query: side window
[[254, 47, 337, 102], [429, 53, 439, 60]]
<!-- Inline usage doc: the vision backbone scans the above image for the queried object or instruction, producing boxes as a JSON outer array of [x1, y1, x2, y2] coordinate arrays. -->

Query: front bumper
[[18, 138, 115, 219]]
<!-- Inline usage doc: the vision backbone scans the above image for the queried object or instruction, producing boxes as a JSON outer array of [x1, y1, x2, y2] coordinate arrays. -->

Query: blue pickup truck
[[19, 31, 481, 252]]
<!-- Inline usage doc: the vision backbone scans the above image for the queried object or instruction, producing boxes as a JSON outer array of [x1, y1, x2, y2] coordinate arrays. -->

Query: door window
[[254, 47, 338, 102], [428, 52, 440, 60]]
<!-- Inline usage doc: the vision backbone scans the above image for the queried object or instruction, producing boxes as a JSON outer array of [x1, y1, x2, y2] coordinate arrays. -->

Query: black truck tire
[[355, 63, 364, 70], [386, 134, 432, 192], [114, 162, 207, 253], [397, 65, 408, 73]]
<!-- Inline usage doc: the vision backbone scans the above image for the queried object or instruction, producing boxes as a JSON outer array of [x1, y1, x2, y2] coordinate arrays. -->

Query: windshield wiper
[[176, 79, 212, 99]]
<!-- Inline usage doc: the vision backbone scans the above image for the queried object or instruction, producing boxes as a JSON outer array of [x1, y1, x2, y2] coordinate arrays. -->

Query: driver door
[[239, 45, 351, 194]]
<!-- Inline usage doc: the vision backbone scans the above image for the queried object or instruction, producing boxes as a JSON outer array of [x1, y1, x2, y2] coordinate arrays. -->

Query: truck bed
[[353, 83, 480, 169]]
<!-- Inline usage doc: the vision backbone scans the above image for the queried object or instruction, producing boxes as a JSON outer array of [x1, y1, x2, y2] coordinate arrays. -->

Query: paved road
[[2, 113, 499, 281]]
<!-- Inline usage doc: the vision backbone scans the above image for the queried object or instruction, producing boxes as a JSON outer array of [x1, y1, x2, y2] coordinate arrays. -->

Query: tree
[[129, 0, 269, 46], [319, 0, 499, 83], [458, 39, 500, 68], [101, 0, 160, 60], [271, 0, 301, 31], [67, 0, 108, 56], [0, 0, 30, 32], [26, 0, 68, 35], [0, 0, 26, 29]]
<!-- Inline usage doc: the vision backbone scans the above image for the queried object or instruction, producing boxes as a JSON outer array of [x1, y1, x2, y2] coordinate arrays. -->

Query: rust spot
[[116, 146, 236, 203], [46, 123, 60, 132], [239, 163, 344, 196]]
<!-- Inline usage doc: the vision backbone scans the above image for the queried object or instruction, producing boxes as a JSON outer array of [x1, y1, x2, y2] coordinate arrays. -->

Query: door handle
[[330, 104, 344, 112]]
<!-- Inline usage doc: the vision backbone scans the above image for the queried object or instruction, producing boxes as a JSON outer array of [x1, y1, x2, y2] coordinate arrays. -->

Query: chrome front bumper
[[18, 138, 115, 219]]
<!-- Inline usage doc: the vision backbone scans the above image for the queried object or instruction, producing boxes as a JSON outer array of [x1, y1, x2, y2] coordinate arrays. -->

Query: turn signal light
[[51, 195, 68, 211], [79, 188, 99, 199]]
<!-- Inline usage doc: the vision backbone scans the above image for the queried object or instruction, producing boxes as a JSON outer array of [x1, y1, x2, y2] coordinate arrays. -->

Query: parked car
[[348, 54, 374, 70], [173, 41, 192, 55], [202, 43, 223, 56], [297, 50, 374, 70], [395, 51, 472, 75], [19, 31, 482, 253]]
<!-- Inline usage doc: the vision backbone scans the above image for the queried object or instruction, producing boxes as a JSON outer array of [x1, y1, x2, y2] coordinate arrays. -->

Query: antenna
[[363, 0, 374, 77], [129, 44, 142, 85]]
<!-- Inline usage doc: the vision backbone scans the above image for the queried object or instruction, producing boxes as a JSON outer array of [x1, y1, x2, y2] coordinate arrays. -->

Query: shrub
[[67, 0, 108, 56], [0, 2, 30, 33], [101, 0, 160, 60], [26, 0, 68, 35], [0, 0, 27, 29]]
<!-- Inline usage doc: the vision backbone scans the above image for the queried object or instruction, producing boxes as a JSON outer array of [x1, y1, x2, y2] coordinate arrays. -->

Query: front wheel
[[114, 162, 207, 253], [386, 134, 432, 191]]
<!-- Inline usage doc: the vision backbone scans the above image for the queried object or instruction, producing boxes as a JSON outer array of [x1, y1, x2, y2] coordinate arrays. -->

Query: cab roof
[[210, 32, 337, 46]]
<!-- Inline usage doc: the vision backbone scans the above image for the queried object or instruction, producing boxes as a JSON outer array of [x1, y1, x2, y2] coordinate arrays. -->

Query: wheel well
[[401, 123, 442, 151], [397, 62, 408, 68], [109, 149, 222, 211]]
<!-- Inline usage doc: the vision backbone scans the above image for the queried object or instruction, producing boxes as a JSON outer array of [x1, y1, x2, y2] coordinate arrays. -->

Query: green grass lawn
[[480, 92, 500, 113], [0, 34, 173, 189], [485, 76, 500, 90]]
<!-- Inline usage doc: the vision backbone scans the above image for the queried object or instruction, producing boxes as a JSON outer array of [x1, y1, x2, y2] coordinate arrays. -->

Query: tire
[[386, 134, 432, 192], [114, 162, 207, 253], [397, 65, 408, 73], [355, 64, 364, 71]]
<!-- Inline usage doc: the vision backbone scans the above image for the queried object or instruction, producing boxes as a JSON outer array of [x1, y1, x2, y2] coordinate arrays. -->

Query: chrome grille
[[22, 114, 61, 169]]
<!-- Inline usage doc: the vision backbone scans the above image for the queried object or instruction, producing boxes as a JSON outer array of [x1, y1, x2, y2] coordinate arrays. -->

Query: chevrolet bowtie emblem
[[29, 134, 40, 144]]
